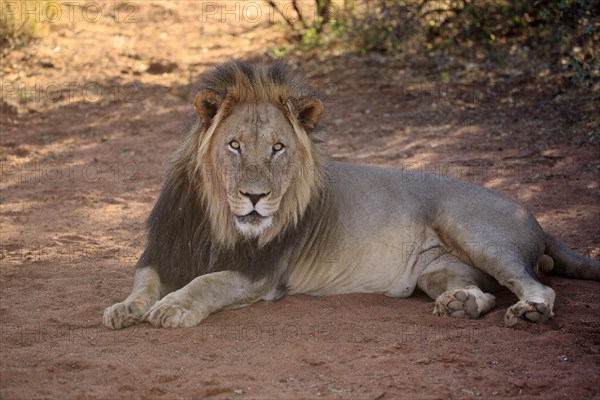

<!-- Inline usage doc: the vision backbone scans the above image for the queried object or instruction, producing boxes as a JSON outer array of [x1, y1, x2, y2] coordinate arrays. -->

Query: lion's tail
[[543, 233, 600, 280]]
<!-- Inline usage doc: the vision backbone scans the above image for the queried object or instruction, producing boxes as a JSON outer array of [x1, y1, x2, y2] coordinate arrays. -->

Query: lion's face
[[211, 103, 299, 238], [190, 63, 325, 247]]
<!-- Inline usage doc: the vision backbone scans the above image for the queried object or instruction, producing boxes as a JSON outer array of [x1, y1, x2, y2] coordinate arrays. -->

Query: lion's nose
[[240, 191, 270, 207]]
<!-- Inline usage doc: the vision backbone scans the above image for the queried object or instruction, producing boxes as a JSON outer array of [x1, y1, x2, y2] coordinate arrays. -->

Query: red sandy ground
[[1, 2, 599, 399]]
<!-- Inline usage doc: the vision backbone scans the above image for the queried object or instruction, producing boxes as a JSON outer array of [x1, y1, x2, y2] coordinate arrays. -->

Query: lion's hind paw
[[434, 286, 495, 319], [504, 300, 552, 326]]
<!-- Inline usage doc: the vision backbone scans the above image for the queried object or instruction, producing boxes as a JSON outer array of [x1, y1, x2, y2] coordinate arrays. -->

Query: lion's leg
[[103, 267, 163, 330], [418, 257, 499, 319], [484, 263, 556, 326], [145, 271, 269, 328]]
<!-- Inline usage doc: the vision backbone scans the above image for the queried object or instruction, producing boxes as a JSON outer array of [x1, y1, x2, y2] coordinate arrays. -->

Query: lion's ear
[[296, 97, 324, 132], [194, 91, 223, 125]]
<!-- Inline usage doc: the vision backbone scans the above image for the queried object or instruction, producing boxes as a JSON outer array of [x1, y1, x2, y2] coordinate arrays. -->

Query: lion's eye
[[228, 140, 240, 152], [272, 142, 285, 153]]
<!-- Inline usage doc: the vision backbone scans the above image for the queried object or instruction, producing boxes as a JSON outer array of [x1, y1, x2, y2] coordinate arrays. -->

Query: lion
[[103, 60, 600, 329]]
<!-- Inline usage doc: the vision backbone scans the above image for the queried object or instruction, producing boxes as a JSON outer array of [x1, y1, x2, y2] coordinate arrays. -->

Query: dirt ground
[[1, 2, 599, 399]]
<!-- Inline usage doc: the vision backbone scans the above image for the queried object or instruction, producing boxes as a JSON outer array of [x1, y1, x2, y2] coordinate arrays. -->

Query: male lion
[[104, 60, 599, 329]]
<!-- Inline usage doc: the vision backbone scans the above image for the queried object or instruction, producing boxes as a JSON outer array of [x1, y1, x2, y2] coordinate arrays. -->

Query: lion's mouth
[[236, 210, 267, 226], [234, 210, 273, 237]]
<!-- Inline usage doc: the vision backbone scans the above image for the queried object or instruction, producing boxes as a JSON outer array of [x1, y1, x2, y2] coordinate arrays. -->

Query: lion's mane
[[136, 61, 326, 289]]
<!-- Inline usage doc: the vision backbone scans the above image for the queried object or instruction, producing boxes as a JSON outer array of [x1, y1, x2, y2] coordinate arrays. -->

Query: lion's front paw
[[146, 296, 207, 328], [434, 286, 496, 319], [504, 300, 552, 326], [103, 299, 150, 330]]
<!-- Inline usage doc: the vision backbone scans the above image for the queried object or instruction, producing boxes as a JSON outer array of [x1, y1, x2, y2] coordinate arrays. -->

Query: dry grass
[[0, 0, 50, 55]]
